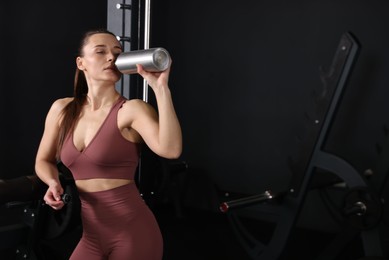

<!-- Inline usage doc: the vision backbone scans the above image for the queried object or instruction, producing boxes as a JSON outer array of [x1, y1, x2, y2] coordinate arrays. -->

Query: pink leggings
[[70, 183, 163, 260]]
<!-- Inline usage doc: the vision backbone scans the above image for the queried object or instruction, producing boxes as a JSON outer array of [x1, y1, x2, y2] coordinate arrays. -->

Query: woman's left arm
[[134, 63, 182, 159]]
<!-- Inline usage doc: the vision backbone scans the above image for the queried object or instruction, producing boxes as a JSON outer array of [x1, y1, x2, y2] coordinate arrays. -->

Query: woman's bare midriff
[[75, 178, 134, 192]]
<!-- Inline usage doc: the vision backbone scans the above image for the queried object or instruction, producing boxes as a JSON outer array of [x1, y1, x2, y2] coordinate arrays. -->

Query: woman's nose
[[108, 53, 116, 62]]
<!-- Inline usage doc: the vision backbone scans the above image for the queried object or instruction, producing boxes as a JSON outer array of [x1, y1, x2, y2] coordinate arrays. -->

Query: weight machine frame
[[220, 32, 387, 260]]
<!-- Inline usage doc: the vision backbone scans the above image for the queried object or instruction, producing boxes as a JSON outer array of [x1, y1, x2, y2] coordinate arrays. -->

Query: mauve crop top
[[60, 97, 140, 180]]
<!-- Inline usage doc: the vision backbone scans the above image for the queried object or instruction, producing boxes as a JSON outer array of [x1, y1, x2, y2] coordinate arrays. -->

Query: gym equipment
[[0, 162, 81, 259], [136, 146, 189, 218], [0, 176, 46, 206], [220, 32, 387, 259], [108, 0, 151, 101]]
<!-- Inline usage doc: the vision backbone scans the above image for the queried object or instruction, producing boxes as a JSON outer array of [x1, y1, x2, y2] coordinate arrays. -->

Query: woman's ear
[[76, 57, 84, 70]]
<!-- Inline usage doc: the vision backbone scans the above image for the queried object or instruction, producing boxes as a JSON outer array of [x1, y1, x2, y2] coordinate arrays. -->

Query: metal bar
[[142, 0, 151, 102], [219, 191, 275, 213]]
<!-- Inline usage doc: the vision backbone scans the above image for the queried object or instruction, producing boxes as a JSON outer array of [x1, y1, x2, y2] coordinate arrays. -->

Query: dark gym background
[[1, 0, 389, 259]]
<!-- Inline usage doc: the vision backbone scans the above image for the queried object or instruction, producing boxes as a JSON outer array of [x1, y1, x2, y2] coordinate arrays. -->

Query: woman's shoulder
[[122, 98, 151, 111], [120, 98, 156, 119], [50, 97, 74, 112]]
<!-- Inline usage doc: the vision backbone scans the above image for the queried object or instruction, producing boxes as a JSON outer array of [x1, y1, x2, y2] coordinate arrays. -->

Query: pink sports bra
[[60, 97, 140, 180]]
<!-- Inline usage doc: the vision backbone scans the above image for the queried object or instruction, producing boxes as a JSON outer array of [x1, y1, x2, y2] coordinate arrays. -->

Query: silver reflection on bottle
[[115, 47, 171, 74]]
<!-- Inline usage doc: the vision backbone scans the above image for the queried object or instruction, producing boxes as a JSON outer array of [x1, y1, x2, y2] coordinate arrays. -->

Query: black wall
[[1, 0, 107, 179], [2, 0, 389, 232]]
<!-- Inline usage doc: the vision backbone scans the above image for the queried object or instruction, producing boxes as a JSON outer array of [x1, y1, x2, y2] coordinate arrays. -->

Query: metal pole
[[143, 0, 151, 102]]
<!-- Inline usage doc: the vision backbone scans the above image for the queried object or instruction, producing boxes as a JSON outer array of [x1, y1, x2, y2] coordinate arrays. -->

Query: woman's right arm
[[35, 98, 70, 210]]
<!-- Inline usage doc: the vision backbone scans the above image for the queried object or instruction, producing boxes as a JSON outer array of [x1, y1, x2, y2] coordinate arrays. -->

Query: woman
[[35, 29, 182, 259]]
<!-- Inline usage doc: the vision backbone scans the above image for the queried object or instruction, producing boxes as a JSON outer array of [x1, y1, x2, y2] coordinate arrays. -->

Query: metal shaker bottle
[[115, 47, 171, 74]]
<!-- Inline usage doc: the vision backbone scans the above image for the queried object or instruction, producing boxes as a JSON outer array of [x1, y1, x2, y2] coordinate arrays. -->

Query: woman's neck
[[85, 90, 121, 111]]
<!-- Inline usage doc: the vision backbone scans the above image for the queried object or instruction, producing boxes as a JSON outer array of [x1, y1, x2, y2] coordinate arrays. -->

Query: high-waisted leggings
[[69, 183, 163, 260]]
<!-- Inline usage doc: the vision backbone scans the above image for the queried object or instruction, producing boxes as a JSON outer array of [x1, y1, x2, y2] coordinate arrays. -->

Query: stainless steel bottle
[[115, 47, 171, 74]]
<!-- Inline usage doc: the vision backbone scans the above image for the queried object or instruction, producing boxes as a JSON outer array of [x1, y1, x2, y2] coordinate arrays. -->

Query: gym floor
[[156, 205, 364, 260], [0, 203, 382, 260]]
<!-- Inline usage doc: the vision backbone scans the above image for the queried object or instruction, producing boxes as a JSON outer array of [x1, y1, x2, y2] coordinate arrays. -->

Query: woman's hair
[[56, 29, 117, 159]]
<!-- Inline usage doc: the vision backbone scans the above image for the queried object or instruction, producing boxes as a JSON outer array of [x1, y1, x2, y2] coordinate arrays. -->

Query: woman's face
[[77, 33, 123, 84]]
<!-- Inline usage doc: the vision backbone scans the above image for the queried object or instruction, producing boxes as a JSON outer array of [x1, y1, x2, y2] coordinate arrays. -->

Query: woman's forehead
[[86, 33, 121, 48]]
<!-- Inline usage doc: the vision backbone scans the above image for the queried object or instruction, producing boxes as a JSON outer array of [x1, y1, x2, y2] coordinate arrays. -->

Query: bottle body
[[115, 47, 171, 74]]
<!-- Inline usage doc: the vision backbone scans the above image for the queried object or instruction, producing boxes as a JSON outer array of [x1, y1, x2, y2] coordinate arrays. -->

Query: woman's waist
[[75, 178, 135, 193]]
